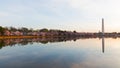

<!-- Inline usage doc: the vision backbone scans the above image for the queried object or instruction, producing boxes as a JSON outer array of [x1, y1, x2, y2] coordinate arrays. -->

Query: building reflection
[[102, 36, 105, 53]]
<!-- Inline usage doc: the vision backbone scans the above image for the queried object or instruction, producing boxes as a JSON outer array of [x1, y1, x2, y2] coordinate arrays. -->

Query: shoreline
[[0, 35, 119, 39]]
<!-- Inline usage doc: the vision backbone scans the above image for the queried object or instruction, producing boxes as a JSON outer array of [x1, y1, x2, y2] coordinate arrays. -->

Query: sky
[[0, 0, 120, 32]]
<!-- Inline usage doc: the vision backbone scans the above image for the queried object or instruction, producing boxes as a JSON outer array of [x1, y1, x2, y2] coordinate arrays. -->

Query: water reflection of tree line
[[0, 37, 97, 49], [0, 36, 118, 49]]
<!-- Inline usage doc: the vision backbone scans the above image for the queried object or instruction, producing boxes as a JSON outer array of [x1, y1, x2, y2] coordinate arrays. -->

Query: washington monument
[[102, 18, 104, 36]]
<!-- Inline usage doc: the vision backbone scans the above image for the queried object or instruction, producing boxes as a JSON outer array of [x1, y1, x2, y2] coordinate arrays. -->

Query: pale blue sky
[[0, 0, 120, 32]]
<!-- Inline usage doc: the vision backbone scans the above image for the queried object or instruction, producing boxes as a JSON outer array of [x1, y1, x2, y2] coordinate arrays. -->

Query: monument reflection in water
[[102, 36, 105, 53]]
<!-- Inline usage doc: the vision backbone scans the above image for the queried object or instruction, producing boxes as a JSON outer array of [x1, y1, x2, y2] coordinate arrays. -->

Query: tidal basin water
[[0, 38, 120, 68]]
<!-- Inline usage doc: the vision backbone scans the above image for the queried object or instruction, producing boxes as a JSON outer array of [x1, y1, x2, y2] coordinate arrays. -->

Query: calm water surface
[[0, 38, 120, 68]]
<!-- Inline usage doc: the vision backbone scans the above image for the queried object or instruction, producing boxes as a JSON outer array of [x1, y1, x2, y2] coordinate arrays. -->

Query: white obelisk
[[102, 18, 104, 36]]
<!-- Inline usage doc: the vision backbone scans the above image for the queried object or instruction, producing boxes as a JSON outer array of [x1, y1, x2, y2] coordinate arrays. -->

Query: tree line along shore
[[0, 26, 80, 38], [0, 26, 120, 39]]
